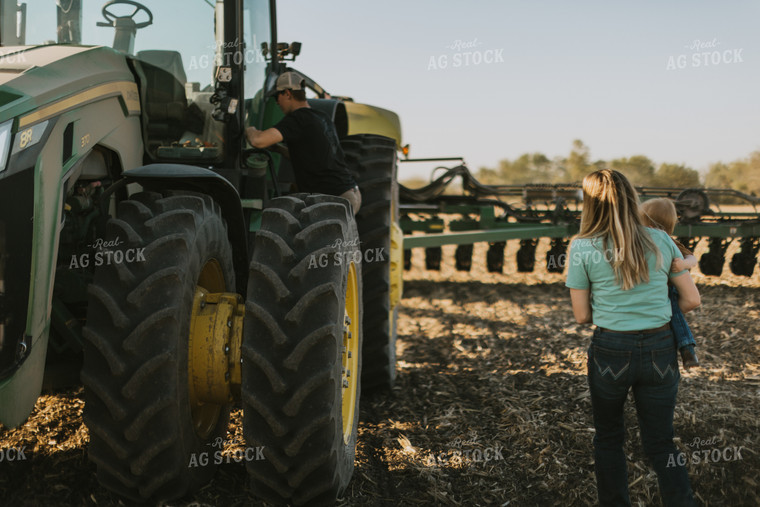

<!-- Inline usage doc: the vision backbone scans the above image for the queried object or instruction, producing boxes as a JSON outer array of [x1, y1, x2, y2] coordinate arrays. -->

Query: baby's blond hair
[[640, 198, 677, 235]]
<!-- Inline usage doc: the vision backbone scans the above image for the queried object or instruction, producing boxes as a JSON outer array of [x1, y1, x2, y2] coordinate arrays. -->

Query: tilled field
[[1, 239, 759, 506]]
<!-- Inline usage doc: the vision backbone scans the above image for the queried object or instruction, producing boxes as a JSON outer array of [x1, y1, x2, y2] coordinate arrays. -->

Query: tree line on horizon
[[472, 140, 760, 197]]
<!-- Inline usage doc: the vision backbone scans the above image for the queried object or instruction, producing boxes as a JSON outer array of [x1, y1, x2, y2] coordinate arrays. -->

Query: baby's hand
[[672, 255, 697, 273], [671, 258, 685, 272]]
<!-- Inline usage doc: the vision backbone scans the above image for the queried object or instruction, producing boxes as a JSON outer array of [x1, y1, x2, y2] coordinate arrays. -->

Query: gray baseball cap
[[276, 71, 305, 91]]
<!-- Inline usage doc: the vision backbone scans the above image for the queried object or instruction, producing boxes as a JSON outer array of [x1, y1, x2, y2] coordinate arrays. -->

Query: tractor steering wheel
[[98, 0, 153, 29]]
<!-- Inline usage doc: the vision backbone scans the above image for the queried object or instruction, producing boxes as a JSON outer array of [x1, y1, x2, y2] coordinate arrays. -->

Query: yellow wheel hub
[[188, 260, 244, 439], [341, 262, 360, 444]]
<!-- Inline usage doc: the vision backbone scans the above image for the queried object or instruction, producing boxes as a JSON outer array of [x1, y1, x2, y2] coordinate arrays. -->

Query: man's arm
[[245, 126, 283, 149], [570, 288, 592, 324]]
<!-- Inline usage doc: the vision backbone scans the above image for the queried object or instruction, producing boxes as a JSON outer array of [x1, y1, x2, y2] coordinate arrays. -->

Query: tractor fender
[[343, 101, 402, 148], [306, 98, 403, 149], [122, 164, 248, 294]]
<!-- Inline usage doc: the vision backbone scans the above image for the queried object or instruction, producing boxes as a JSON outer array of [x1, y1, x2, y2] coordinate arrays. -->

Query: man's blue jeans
[[588, 327, 696, 506]]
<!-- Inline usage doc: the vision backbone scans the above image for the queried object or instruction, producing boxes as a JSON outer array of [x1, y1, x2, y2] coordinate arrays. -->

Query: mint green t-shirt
[[565, 227, 686, 331]]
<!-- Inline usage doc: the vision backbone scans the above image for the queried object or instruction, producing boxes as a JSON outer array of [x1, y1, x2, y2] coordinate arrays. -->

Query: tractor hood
[[0, 44, 139, 125], [0, 45, 95, 85], [0, 44, 138, 385]]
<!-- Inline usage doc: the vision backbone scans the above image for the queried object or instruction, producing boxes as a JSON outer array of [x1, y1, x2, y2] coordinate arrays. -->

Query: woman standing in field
[[565, 170, 700, 506]]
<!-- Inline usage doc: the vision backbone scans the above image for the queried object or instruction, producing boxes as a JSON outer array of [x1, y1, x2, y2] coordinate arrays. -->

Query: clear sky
[[20, 0, 760, 181], [277, 0, 760, 180]]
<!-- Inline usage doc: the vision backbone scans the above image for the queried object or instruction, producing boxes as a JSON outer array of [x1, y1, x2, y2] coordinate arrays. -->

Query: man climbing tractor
[[246, 71, 362, 214]]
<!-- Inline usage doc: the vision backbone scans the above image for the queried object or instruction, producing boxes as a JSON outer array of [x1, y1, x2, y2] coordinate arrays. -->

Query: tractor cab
[[0, 0, 280, 165]]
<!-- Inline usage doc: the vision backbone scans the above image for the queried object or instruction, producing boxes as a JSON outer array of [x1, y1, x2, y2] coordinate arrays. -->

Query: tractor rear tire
[[243, 194, 363, 506], [82, 191, 234, 502], [342, 134, 400, 390]]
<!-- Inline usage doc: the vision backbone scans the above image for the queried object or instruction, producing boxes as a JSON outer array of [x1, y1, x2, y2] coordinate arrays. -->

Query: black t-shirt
[[274, 108, 356, 195]]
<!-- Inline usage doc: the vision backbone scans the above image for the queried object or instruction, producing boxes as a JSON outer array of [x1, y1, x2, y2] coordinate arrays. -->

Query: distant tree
[[704, 162, 734, 189], [703, 151, 760, 202], [476, 152, 560, 184], [728, 151, 760, 195], [564, 139, 591, 183], [705, 151, 760, 196], [475, 166, 503, 185], [476, 145, 758, 197], [652, 163, 700, 188], [505, 154, 532, 184], [475, 159, 513, 184], [744, 151, 760, 195], [609, 155, 655, 186], [399, 177, 429, 189], [531, 153, 556, 182], [511, 153, 553, 184]]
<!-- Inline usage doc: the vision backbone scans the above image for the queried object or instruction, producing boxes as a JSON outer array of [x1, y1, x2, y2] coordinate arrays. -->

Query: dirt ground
[[1, 238, 758, 506]]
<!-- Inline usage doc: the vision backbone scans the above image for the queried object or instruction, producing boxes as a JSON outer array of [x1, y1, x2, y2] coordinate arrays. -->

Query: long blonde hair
[[578, 169, 661, 290]]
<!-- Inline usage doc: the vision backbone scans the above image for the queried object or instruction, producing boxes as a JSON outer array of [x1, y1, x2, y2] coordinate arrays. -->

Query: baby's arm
[[672, 254, 697, 273]]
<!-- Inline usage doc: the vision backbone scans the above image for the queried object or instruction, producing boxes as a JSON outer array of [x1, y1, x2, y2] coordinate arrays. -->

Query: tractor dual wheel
[[342, 134, 402, 390], [243, 194, 362, 506], [730, 237, 760, 277], [517, 239, 538, 272], [699, 237, 730, 276], [487, 242, 506, 273], [425, 247, 442, 270], [82, 191, 240, 502], [455, 244, 474, 271]]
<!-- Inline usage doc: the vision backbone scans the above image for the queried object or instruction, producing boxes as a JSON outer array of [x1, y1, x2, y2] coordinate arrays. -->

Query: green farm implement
[[399, 158, 760, 277]]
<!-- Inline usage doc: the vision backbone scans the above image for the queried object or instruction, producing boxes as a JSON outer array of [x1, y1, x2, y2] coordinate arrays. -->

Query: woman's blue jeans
[[588, 327, 696, 506]]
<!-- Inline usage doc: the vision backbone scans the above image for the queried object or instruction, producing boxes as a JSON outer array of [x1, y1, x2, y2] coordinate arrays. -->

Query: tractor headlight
[[0, 120, 12, 174]]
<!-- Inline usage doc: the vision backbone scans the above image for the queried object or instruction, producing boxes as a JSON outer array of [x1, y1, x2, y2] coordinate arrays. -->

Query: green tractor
[[0, 0, 403, 504]]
